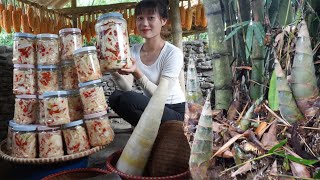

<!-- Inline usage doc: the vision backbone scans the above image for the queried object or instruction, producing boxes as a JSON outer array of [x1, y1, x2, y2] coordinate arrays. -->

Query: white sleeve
[[137, 75, 174, 97], [110, 72, 133, 91]]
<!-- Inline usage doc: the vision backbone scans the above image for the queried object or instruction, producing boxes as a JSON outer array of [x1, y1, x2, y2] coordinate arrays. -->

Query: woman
[[108, 0, 185, 126]]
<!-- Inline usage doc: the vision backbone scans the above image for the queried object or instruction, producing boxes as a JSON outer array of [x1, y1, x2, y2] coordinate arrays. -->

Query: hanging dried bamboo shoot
[[200, 5, 207, 27], [12, 9, 22, 32], [116, 78, 169, 176], [3, 10, 12, 33], [291, 20, 319, 118], [0, 3, 5, 28], [27, 7, 34, 29], [7, 4, 14, 12], [90, 15, 96, 37], [195, 4, 202, 26], [127, 15, 132, 34], [189, 92, 213, 180], [180, 6, 186, 29], [33, 15, 40, 34], [130, 14, 136, 34], [185, 8, 193, 31], [21, 14, 30, 33]]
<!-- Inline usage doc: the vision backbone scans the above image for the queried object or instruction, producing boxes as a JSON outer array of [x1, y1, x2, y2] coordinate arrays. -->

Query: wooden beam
[[54, 2, 137, 16], [71, 0, 77, 27]]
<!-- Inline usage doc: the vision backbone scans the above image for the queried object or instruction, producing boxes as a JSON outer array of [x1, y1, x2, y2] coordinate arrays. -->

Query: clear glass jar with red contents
[[13, 64, 37, 95], [38, 95, 46, 125], [61, 61, 79, 90], [36, 34, 60, 65], [12, 125, 37, 158], [6, 120, 20, 155], [73, 46, 102, 83], [12, 33, 36, 65], [14, 95, 38, 125], [43, 91, 71, 126], [84, 111, 114, 146], [62, 120, 90, 155], [66, 90, 84, 121], [79, 79, 108, 115], [37, 126, 64, 158], [37, 65, 59, 95], [59, 28, 83, 60], [95, 12, 132, 73]]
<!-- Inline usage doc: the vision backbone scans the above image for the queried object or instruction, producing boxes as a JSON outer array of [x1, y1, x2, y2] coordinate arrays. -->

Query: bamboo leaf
[[268, 139, 287, 153], [314, 170, 320, 179], [226, 20, 250, 29], [224, 21, 250, 41], [274, 152, 319, 166], [245, 23, 254, 60], [268, 70, 279, 111], [253, 22, 265, 46]]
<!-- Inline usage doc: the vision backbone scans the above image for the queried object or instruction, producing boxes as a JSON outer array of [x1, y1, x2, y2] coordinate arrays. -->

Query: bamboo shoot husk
[[291, 20, 319, 118], [12, 9, 22, 32], [189, 92, 213, 180], [116, 78, 169, 176], [3, 10, 12, 33]]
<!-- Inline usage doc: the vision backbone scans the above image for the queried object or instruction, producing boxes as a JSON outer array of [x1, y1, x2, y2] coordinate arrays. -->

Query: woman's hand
[[118, 58, 137, 75]]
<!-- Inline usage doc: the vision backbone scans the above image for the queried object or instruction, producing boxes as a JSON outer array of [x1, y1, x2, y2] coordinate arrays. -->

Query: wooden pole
[[71, 0, 77, 27], [169, 0, 185, 93]]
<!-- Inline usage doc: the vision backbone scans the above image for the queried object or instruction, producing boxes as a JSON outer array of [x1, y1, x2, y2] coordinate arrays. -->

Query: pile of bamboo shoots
[[0, 1, 71, 34]]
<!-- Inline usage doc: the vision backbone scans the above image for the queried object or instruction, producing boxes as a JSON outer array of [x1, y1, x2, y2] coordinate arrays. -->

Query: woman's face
[[136, 10, 167, 39]]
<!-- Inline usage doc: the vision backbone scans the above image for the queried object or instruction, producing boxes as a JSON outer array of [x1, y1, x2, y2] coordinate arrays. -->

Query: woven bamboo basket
[[0, 140, 105, 164], [42, 168, 110, 180]]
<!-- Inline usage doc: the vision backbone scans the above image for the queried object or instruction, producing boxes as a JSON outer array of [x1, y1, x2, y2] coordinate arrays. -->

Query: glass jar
[[59, 28, 83, 60], [61, 60, 79, 90], [79, 79, 108, 115], [67, 90, 84, 121], [14, 95, 38, 125], [95, 12, 132, 73], [43, 91, 71, 126], [36, 34, 60, 65], [12, 33, 36, 65], [84, 111, 114, 146], [37, 65, 59, 95], [13, 64, 37, 95], [38, 95, 46, 125], [12, 125, 37, 158], [73, 46, 102, 83], [6, 120, 20, 155], [37, 126, 64, 158], [62, 120, 90, 155]]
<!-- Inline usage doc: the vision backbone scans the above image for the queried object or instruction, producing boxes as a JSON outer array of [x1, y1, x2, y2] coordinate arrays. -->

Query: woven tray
[[0, 140, 105, 164], [42, 168, 111, 180]]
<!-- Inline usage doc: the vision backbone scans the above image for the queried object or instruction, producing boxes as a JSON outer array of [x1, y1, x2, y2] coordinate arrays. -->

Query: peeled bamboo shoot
[[116, 78, 169, 176], [189, 92, 213, 180]]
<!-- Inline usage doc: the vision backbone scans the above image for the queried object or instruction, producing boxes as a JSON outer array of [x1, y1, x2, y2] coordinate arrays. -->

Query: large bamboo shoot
[[116, 78, 169, 175], [291, 20, 319, 118], [189, 92, 213, 180]]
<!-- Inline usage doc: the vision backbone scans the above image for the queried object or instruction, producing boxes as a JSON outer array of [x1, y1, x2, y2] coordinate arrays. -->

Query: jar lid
[[63, 120, 84, 128], [37, 125, 60, 131], [14, 64, 35, 68], [13, 124, 37, 131], [97, 12, 123, 21], [73, 46, 96, 55], [14, 32, 36, 39], [16, 95, 37, 99], [79, 79, 102, 88], [43, 91, 70, 98], [59, 28, 81, 35], [61, 60, 75, 65], [67, 89, 80, 95], [38, 95, 44, 99], [84, 110, 108, 120], [9, 120, 18, 127], [36, 33, 59, 39], [37, 65, 59, 69]]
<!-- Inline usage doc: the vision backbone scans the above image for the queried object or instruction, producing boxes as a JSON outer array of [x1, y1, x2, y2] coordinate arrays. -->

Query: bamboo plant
[[116, 78, 169, 176]]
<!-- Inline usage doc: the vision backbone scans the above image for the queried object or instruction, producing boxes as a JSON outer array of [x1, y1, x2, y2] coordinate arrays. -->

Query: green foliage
[[268, 71, 279, 111], [129, 35, 144, 44], [268, 139, 287, 153], [0, 30, 14, 46], [314, 170, 320, 179]]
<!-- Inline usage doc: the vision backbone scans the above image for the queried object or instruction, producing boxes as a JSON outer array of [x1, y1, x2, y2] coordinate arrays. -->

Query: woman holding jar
[[108, 0, 185, 126]]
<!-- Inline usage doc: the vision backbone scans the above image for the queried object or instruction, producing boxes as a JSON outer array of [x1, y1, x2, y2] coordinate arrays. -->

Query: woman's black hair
[[134, 0, 169, 19]]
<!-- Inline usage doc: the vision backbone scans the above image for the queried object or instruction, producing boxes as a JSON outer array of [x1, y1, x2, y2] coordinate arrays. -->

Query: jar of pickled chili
[[6, 120, 20, 155], [61, 60, 79, 90], [36, 34, 60, 65], [13, 64, 37, 95], [59, 28, 83, 60], [62, 120, 90, 155], [12, 33, 36, 65], [14, 95, 38, 125], [43, 91, 71, 126], [95, 12, 132, 73], [73, 46, 102, 83], [84, 111, 114, 146], [37, 65, 59, 95], [38, 95, 46, 125], [66, 90, 84, 121], [37, 126, 64, 158], [12, 125, 37, 158], [79, 79, 107, 115]]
